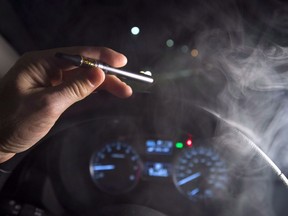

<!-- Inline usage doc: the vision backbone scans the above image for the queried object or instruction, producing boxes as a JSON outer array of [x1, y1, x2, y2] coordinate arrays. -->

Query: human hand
[[0, 47, 132, 163]]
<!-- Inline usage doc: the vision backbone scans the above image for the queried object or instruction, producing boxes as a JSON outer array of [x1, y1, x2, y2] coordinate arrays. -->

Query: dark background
[[1, 0, 288, 74]]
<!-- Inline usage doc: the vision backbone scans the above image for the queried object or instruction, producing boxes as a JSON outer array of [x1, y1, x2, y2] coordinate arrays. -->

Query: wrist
[[0, 151, 15, 163]]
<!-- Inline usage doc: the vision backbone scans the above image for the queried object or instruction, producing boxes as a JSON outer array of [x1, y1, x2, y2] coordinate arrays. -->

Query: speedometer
[[90, 141, 142, 194], [173, 146, 229, 201]]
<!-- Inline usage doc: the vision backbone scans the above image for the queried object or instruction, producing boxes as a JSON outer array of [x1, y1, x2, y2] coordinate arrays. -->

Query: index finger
[[53, 46, 128, 68], [21, 46, 128, 73]]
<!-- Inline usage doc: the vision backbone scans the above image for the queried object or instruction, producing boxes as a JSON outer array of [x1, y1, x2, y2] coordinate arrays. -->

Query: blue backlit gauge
[[90, 142, 142, 194], [173, 146, 229, 201]]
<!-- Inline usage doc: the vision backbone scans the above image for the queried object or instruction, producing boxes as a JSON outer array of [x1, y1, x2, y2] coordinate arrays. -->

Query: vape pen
[[55, 52, 154, 83]]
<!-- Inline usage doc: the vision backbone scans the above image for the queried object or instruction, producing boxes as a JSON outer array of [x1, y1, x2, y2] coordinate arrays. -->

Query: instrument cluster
[[89, 137, 231, 202]]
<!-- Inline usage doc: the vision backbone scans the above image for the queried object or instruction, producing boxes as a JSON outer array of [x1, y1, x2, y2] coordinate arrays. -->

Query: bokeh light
[[191, 49, 199, 57], [181, 45, 189, 53], [166, 39, 174, 47], [131, 26, 140, 35]]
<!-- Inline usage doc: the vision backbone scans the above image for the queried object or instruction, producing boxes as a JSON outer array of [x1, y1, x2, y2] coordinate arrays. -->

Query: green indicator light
[[175, 142, 184, 149]]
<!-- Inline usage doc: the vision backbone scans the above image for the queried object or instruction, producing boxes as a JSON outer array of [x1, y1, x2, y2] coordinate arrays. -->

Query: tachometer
[[173, 146, 229, 201], [90, 141, 142, 194]]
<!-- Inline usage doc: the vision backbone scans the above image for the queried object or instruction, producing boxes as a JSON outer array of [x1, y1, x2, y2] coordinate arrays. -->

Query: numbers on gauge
[[173, 146, 229, 201], [90, 142, 142, 194]]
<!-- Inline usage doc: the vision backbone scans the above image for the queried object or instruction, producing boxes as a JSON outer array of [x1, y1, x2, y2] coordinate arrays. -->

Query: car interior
[[1, 0, 288, 216]]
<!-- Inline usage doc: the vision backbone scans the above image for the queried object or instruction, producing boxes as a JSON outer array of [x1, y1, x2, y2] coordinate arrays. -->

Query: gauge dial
[[90, 142, 142, 194], [173, 146, 229, 201]]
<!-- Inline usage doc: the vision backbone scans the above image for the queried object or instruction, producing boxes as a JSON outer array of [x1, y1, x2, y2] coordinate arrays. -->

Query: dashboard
[[1, 92, 288, 216]]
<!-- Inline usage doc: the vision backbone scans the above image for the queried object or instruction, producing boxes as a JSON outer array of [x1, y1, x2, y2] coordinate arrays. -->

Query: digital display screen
[[145, 140, 173, 155], [145, 162, 170, 177]]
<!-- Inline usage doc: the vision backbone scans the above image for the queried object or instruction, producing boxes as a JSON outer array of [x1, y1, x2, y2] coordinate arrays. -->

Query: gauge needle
[[93, 165, 116, 171], [189, 188, 200, 196], [177, 172, 201, 186]]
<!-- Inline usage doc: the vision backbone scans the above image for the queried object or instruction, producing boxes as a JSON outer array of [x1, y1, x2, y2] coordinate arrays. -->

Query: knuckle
[[69, 81, 92, 99]]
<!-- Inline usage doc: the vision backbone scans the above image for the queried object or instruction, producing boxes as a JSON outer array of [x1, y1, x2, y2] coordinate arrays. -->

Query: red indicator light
[[186, 139, 193, 147]]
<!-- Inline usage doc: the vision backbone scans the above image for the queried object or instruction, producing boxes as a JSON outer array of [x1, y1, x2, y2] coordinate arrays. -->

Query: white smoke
[[184, 1, 288, 215]]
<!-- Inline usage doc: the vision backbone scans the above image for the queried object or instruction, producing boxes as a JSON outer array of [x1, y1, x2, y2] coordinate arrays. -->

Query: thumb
[[51, 67, 105, 108]]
